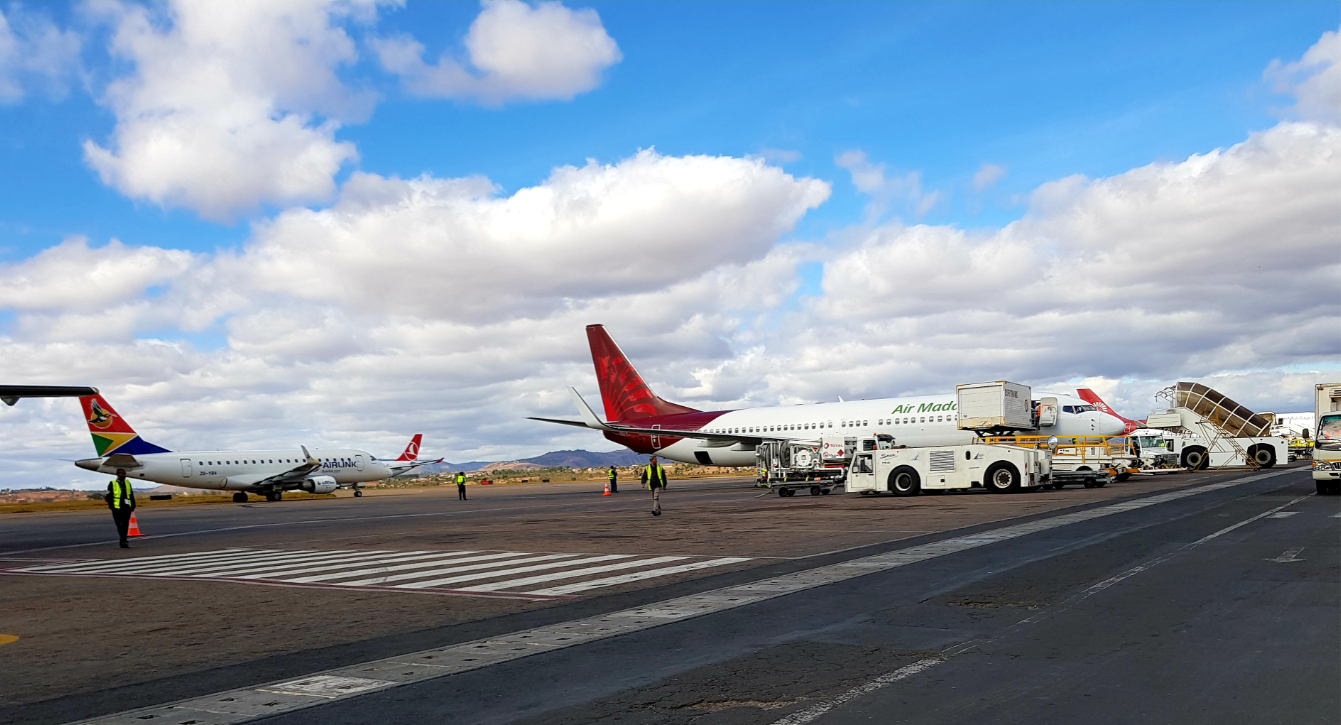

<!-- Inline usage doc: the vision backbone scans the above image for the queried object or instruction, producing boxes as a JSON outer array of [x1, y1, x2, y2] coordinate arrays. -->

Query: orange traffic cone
[[127, 512, 143, 537], [602, 480, 611, 496]]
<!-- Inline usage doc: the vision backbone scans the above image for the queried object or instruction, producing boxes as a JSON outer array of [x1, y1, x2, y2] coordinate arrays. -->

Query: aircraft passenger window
[[863, 420, 868, 426]]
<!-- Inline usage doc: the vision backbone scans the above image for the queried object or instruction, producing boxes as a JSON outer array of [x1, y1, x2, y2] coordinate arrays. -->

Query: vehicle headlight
[[1314, 461, 1338, 471]]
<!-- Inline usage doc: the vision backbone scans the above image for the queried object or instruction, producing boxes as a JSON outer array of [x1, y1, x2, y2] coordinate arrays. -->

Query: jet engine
[[301, 476, 338, 494]]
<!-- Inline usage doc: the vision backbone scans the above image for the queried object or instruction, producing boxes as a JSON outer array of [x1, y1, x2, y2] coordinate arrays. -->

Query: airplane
[[72, 393, 395, 503], [385, 433, 445, 479], [530, 325, 1127, 468], [1076, 388, 1144, 435]]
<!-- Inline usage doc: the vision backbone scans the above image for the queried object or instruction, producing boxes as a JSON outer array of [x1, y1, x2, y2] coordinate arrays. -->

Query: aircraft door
[[650, 425, 661, 449], [355, 455, 364, 472], [180, 458, 193, 477], [1038, 397, 1058, 427]]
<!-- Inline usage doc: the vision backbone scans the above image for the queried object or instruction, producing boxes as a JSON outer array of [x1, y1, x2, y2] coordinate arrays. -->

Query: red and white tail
[[396, 434, 423, 461], [1077, 389, 1143, 434], [586, 324, 698, 422]]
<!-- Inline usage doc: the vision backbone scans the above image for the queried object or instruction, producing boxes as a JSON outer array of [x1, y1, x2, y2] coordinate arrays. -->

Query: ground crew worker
[[455, 472, 467, 500], [641, 456, 667, 516], [607, 465, 618, 494], [106, 468, 136, 548]]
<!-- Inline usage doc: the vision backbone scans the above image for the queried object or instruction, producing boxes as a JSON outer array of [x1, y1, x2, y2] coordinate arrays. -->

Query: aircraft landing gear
[[232, 492, 248, 503], [265, 491, 282, 502], [354, 490, 363, 497]]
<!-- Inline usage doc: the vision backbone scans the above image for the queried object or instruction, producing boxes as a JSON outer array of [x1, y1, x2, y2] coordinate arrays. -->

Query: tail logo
[[87, 400, 115, 430], [406, 440, 419, 458]]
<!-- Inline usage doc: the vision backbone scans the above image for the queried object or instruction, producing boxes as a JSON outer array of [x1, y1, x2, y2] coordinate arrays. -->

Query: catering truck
[[758, 381, 1057, 496], [1313, 383, 1341, 495]]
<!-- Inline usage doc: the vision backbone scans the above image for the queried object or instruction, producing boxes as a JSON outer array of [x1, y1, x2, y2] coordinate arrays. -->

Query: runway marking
[[0, 634, 18, 646], [1267, 547, 1305, 563], [4, 549, 747, 599], [60, 467, 1300, 725], [1267, 511, 1300, 518]]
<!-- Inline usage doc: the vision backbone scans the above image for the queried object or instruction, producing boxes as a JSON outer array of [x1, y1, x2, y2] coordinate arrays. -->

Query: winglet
[[302, 445, 316, 464], [569, 387, 612, 430]]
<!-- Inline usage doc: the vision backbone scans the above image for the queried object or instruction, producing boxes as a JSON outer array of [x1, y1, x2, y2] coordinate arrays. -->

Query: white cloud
[[0, 237, 195, 311], [81, 0, 370, 221], [242, 150, 829, 321], [1265, 24, 1341, 124], [0, 6, 82, 103], [972, 163, 1006, 192], [374, 0, 621, 105], [834, 150, 942, 221]]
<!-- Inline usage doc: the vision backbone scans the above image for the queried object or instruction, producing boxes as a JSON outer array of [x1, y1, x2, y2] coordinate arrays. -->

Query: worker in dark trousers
[[607, 465, 618, 494], [106, 468, 136, 548], [641, 456, 667, 516], [455, 471, 467, 500]]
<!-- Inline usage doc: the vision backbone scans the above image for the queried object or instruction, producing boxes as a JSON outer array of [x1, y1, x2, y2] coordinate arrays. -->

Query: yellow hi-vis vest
[[108, 478, 132, 509], [608, 469, 616, 481], [455, 473, 466, 485]]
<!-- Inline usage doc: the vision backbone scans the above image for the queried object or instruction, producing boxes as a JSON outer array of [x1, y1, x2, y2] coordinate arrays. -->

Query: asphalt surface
[[2, 466, 1336, 724]]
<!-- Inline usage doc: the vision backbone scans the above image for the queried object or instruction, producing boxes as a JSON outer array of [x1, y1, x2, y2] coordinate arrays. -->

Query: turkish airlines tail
[[78, 394, 172, 457], [396, 434, 423, 461], [586, 324, 699, 422], [1076, 388, 1143, 435]]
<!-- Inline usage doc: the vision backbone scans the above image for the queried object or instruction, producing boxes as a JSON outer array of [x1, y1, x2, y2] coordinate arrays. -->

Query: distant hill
[[422, 449, 646, 474]]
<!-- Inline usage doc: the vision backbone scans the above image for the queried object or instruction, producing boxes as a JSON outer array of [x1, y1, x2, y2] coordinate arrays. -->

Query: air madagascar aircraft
[[530, 325, 1127, 467], [1076, 389, 1145, 435], [72, 394, 411, 502]]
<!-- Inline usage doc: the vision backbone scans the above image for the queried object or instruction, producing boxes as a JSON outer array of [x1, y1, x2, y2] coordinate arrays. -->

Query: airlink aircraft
[[532, 325, 1126, 467], [72, 394, 423, 502]]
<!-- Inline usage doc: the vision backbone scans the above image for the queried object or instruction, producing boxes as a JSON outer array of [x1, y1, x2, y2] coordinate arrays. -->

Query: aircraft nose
[[1097, 415, 1125, 436]]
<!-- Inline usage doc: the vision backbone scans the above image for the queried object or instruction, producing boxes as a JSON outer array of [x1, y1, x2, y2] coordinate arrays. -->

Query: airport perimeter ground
[[1, 464, 1336, 725]]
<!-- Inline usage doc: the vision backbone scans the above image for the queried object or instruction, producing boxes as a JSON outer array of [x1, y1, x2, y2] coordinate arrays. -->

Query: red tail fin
[[1077, 388, 1142, 434], [396, 434, 423, 461], [586, 324, 698, 422]]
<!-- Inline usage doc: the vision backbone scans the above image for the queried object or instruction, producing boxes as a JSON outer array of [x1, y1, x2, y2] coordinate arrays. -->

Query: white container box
[[956, 381, 1033, 430]]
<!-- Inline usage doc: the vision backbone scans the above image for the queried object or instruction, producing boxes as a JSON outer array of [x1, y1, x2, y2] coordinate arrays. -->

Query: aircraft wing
[[1, 385, 99, 407], [246, 446, 323, 487], [528, 387, 770, 444], [389, 457, 444, 474]]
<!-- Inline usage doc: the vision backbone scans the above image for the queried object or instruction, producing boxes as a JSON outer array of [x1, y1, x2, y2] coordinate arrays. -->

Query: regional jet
[[531, 325, 1126, 467], [73, 394, 395, 502], [385, 433, 445, 478]]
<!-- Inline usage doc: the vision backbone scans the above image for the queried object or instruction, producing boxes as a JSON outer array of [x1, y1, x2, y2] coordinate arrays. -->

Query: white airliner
[[532, 325, 1127, 467], [72, 394, 402, 502], [385, 433, 445, 478]]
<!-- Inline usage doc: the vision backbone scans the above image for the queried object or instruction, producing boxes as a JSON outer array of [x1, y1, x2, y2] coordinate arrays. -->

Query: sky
[[0, 1, 1338, 489]]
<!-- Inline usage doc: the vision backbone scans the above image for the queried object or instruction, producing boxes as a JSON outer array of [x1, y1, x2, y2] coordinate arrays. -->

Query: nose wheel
[[231, 492, 248, 503]]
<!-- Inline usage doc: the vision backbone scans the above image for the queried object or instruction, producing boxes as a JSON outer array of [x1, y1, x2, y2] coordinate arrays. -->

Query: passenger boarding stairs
[[1149, 383, 1273, 470]]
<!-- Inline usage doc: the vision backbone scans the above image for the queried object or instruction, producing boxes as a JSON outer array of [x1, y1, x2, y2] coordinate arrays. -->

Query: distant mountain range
[[421, 449, 648, 474]]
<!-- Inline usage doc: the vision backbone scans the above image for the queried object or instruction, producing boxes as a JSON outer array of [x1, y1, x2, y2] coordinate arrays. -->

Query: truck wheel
[[1250, 446, 1276, 468], [1115, 473, 1131, 482], [1183, 448, 1208, 470], [776, 488, 787, 497], [888, 466, 921, 497], [1052, 481, 1066, 490], [985, 463, 1020, 493], [820, 487, 831, 495], [810, 486, 822, 496]]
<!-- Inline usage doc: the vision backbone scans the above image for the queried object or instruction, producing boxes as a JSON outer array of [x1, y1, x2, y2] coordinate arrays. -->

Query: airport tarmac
[[1, 465, 1336, 724]]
